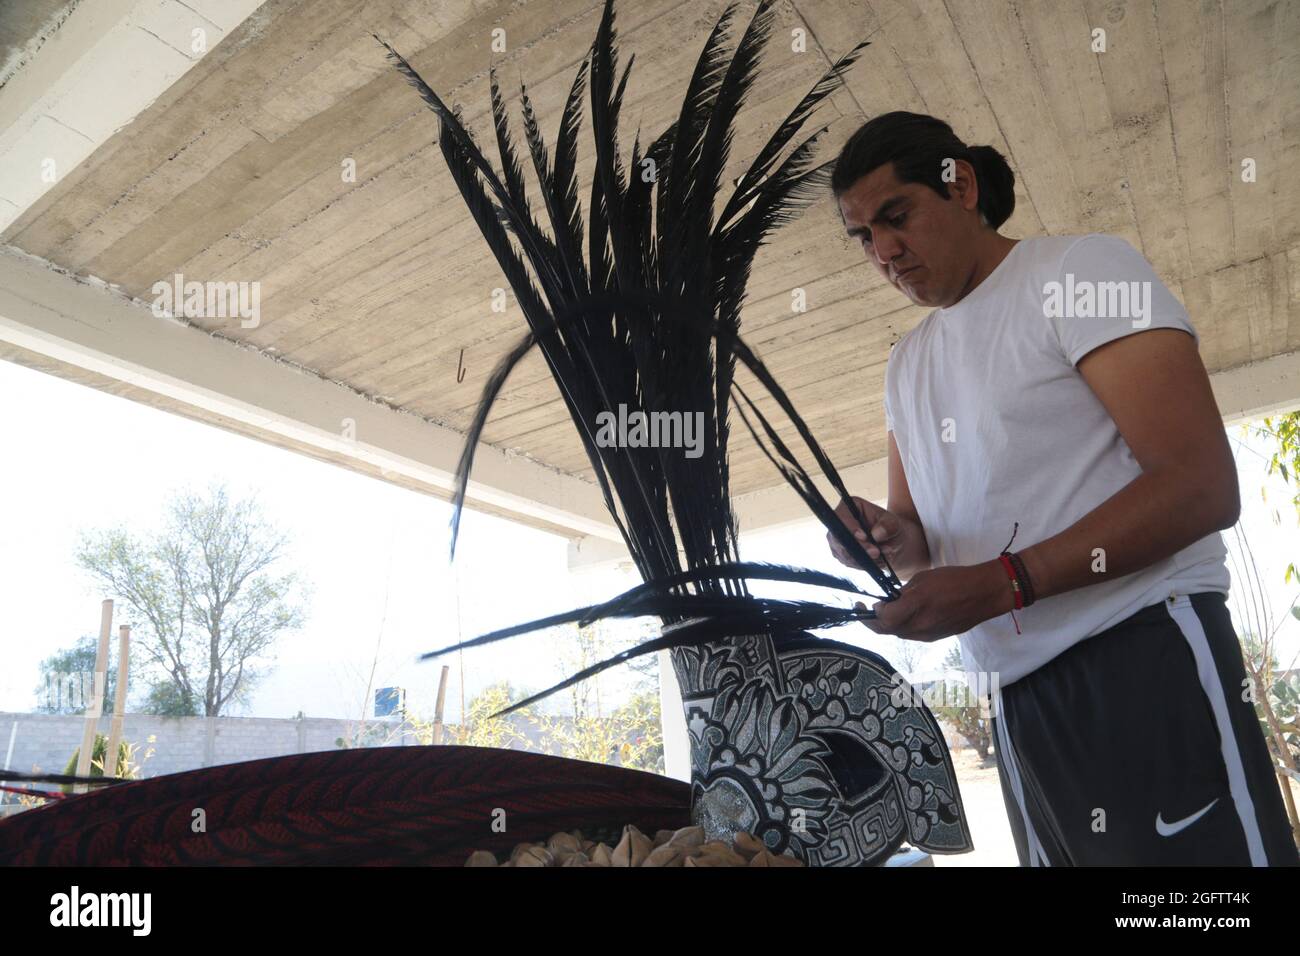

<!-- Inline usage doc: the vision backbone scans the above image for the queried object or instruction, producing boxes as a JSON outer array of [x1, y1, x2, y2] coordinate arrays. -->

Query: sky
[[0, 357, 1296, 724]]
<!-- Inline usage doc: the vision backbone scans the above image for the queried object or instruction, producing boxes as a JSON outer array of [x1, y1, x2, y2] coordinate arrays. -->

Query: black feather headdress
[[376, 0, 899, 714]]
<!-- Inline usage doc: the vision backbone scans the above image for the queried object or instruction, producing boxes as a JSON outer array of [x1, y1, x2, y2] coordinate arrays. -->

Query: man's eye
[[889, 214, 906, 228]]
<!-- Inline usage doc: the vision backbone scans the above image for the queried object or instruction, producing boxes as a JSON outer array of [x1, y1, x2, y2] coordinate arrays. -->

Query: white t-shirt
[[883, 233, 1230, 686]]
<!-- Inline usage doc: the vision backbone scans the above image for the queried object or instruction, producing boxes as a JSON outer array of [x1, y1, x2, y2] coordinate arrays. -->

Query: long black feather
[[418, 560, 885, 661], [1, 768, 127, 787], [458, 291, 902, 585], [717, 39, 872, 230], [373, 35, 567, 299], [485, 600, 878, 719], [377, 0, 886, 712], [420, 586, 877, 668]]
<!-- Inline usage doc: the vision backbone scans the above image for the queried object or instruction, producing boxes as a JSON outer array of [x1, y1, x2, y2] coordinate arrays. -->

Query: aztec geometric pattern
[[675, 631, 971, 865], [0, 746, 690, 865]]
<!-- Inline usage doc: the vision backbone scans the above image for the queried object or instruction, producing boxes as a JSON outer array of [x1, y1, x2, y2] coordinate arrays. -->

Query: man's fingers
[[830, 510, 900, 568], [827, 535, 860, 570], [868, 591, 912, 632], [847, 526, 886, 559], [835, 496, 880, 533], [829, 530, 888, 565]]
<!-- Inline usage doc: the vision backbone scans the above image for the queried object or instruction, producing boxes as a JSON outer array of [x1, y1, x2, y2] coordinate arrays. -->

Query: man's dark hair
[[830, 111, 1016, 229]]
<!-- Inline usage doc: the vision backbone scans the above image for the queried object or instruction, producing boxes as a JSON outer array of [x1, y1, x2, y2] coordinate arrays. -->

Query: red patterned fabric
[[0, 746, 690, 866]]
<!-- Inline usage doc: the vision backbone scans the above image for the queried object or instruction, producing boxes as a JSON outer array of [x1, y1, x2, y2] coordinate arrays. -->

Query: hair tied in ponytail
[[831, 113, 1016, 231], [966, 144, 1015, 229]]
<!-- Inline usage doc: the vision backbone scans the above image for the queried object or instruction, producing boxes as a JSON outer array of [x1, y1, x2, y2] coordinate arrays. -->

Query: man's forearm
[[1014, 467, 1238, 604]]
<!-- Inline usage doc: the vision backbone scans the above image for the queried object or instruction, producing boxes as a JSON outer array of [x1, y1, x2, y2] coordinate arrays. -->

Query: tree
[[609, 690, 664, 772], [35, 635, 115, 714], [932, 644, 992, 759], [446, 681, 537, 749], [335, 620, 665, 769], [889, 636, 926, 678], [1247, 411, 1300, 584], [61, 733, 156, 792], [140, 681, 200, 717], [75, 483, 309, 717], [526, 620, 665, 770], [1226, 522, 1300, 846]]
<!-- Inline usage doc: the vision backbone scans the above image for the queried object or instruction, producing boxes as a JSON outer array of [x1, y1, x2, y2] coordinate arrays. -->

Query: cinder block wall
[[0, 712, 404, 777], [0, 710, 555, 780]]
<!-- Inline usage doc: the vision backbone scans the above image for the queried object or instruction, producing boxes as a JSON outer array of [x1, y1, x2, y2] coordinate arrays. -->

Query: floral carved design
[[672, 631, 972, 866]]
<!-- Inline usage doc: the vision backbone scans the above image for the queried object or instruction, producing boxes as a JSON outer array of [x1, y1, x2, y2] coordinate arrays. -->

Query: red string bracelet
[[997, 553, 1024, 634], [996, 522, 1037, 635]]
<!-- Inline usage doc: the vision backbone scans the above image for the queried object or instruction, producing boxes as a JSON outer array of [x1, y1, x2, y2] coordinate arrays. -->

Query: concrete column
[[203, 716, 216, 767], [658, 649, 690, 782]]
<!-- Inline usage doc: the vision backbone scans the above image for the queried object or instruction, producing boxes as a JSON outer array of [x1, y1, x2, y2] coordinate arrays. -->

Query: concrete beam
[[1211, 348, 1300, 426], [0, 0, 269, 232], [0, 246, 621, 542]]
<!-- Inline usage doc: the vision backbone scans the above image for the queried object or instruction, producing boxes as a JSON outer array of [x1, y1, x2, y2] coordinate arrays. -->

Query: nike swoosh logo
[[1156, 798, 1219, 836]]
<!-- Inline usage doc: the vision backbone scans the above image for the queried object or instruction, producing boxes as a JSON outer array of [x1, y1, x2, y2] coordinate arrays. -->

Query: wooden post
[[1, 720, 17, 808], [75, 599, 113, 792], [432, 665, 449, 745], [103, 624, 130, 779]]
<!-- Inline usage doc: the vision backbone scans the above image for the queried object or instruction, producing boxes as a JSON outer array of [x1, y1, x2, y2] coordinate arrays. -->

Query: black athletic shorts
[[990, 591, 1299, 866]]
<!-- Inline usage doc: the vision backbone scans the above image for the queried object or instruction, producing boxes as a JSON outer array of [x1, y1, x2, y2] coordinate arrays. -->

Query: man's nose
[[872, 235, 903, 269]]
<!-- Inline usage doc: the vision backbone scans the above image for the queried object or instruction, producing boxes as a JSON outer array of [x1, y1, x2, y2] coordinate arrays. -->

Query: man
[[826, 111, 1297, 866]]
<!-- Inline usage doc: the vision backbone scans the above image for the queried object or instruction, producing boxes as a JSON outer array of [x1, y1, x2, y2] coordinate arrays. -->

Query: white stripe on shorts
[[993, 686, 1051, 867], [1165, 594, 1267, 866]]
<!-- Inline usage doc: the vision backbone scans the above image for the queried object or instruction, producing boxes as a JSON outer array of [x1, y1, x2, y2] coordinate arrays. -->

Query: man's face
[[837, 161, 979, 309]]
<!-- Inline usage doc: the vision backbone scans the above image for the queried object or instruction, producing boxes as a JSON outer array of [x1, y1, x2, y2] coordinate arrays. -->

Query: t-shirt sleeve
[[882, 343, 897, 433], [1046, 234, 1198, 366]]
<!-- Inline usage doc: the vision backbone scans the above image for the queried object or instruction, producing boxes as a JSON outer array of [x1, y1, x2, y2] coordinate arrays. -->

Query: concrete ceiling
[[2, 0, 1298, 507], [0, 1, 79, 86]]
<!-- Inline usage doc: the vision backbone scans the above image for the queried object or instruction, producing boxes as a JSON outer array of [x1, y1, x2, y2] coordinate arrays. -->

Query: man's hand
[[856, 560, 1015, 642], [827, 496, 908, 569]]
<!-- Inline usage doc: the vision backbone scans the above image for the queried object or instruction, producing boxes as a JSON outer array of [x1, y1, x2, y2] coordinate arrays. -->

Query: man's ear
[[951, 158, 981, 213]]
